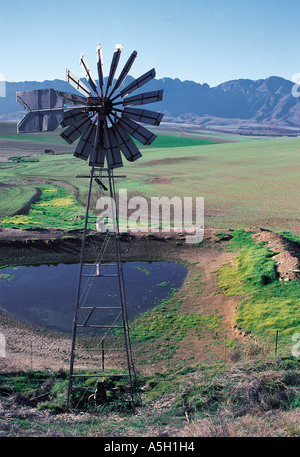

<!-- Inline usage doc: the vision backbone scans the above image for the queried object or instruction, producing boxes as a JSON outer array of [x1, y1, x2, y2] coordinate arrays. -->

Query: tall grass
[[0, 358, 299, 436]]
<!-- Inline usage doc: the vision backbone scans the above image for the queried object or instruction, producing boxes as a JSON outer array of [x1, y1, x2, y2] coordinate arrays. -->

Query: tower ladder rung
[[83, 263, 118, 267], [71, 374, 130, 378], [77, 324, 124, 328], [81, 273, 119, 277], [78, 306, 122, 310]]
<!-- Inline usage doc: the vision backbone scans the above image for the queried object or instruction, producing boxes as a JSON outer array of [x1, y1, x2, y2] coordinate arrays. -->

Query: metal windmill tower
[[16, 44, 164, 410]]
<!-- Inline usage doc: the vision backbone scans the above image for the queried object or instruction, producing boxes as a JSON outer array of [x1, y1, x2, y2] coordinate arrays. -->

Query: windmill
[[16, 44, 164, 410]]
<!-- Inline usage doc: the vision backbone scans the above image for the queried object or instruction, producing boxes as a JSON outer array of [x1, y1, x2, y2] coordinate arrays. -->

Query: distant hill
[[1, 75, 300, 132]]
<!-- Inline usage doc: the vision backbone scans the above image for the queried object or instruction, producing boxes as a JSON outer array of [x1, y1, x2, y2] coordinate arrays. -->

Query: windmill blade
[[113, 124, 142, 162], [120, 69, 156, 98], [17, 110, 64, 133], [103, 127, 123, 169], [122, 107, 164, 126], [66, 69, 91, 97], [106, 44, 123, 89], [122, 90, 163, 107], [89, 118, 104, 165], [92, 148, 105, 167], [111, 50, 137, 94], [16, 88, 64, 111], [117, 117, 157, 145], [57, 91, 87, 107], [16, 89, 64, 133], [96, 45, 105, 94], [61, 108, 89, 127], [80, 53, 98, 95], [60, 116, 92, 144], [74, 123, 96, 161]]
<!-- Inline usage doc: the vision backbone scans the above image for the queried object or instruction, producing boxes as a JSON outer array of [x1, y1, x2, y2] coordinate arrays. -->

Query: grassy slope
[[217, 229, 300, 352], [0, 185, 38, 217], [0, 129, 299, 338], [1, 133, 300, 233], [0, 125, 300, 436], [119, 137, 300, 234], [0, 359, 299, 437], [0, 232, 299, 437]]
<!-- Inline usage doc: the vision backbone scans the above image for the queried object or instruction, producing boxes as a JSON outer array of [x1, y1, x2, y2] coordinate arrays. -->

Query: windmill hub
[[86, 96, 113, 116], [16, 44, 164, 169]]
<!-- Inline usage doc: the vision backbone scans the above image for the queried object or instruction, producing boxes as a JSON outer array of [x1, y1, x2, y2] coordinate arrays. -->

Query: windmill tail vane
[[16, 44, 164, 169]]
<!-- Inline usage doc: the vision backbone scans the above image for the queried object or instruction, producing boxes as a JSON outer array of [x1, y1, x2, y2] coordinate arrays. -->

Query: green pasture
[[0, 123, 221, 151], [152, 125, 265, 141], [0, 133, 65, 145], [120, 136, 300, 235], [0, 121, 300, 234], [217, 229, 300, 353], [137, 135, 220, 148], [0, 185, 38, 217], [0, 183, 86, 230], [0, 125, 300, 358]]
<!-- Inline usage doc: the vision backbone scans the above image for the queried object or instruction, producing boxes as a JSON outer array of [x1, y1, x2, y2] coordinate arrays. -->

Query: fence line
[[1, 328, 299, 372]]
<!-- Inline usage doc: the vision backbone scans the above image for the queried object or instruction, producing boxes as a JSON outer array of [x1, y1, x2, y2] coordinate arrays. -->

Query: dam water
[[0, 261, 188, 333]]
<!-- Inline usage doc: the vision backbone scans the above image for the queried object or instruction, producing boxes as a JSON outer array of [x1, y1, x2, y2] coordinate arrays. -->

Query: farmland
[[0, 121, 299, 437], [0, 121, 300, 234]]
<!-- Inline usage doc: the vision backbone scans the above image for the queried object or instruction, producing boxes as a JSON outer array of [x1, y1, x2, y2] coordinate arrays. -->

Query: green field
[[0, 122, 300, 234], [137, 134, 220, 148], [0, 183, 86, 229], [0, 122, 300, 435], [217, 229, 300, 349], [0, 185, 38, 217]]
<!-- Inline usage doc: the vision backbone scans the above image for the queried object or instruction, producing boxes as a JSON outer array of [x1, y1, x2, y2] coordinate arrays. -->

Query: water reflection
[[0, 261, 188, 333]]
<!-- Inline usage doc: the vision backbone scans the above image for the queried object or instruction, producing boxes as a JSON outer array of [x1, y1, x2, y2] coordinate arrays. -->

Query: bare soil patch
[[139, 156, 206, 167], [144, 177, 174, 185], [246, 226, 300, 281]]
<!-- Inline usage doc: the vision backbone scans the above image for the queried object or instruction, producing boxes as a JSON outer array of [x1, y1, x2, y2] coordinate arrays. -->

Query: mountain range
[[1, 75, 300, 133]]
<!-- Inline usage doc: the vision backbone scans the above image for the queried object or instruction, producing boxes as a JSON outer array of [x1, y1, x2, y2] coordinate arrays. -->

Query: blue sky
[[0, 0, 299, 86]]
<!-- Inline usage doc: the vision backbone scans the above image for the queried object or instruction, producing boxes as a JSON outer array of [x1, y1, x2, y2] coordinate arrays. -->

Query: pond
[[0, 261, 188, 333]]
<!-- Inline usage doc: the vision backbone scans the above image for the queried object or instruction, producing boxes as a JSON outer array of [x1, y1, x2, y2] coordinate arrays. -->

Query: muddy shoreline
[[1, 228, 217, 373], [2, 226, 297, 373], [0, 228, 200, 265]]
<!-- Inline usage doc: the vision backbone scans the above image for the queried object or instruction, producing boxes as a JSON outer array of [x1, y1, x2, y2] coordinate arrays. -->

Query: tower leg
[[67, 164, 95, 409], [107, 168, 135, 410], [67, 166, 136, 411]]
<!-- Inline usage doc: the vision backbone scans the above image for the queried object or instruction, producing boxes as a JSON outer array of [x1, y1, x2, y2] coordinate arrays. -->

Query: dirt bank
[[0, 226, 299, 373], [0, 228, 193, 266], [0, 227, 239, 372]]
